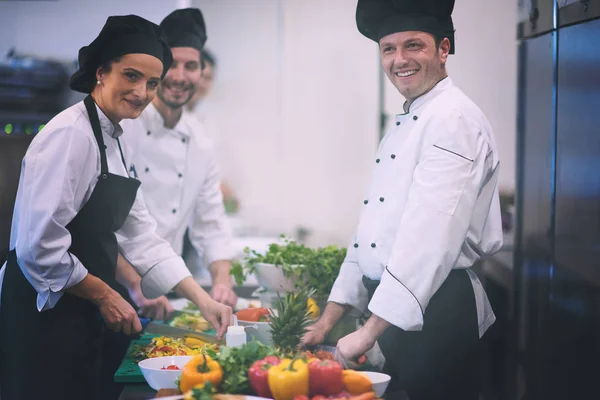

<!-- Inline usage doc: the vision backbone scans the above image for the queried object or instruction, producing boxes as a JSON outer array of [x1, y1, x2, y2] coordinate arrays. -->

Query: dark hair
[[98, 56, 122, 75], [200, 49, 216, 70]]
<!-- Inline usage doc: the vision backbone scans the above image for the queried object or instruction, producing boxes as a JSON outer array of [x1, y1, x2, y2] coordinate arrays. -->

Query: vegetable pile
[[177, 345, 379, 400]]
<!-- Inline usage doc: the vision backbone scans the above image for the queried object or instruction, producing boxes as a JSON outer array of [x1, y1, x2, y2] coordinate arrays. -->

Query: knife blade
[[144, 322, 224, 345]]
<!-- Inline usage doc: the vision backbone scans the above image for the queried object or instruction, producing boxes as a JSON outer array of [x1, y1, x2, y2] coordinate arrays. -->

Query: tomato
[[161, 365, 181, 370]]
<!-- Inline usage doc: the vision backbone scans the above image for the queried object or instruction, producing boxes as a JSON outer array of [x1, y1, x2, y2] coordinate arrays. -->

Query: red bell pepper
[[236, 307, 271, 322], [308, 359, 344, 396], [249, 355, 281, 398]]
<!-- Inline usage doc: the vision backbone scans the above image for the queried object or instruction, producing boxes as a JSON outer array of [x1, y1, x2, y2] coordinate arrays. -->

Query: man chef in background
[[302, 0, 503, 399], [118, 8, 237, 321]]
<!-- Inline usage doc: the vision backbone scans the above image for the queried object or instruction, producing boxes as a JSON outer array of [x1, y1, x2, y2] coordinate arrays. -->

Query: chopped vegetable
[[161, 365, 181, 370], [137, 336, 217, 359], [171, 313, 212, 332]]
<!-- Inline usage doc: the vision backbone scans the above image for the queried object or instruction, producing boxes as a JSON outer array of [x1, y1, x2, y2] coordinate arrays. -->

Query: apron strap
[[83, 95, 109, 178]]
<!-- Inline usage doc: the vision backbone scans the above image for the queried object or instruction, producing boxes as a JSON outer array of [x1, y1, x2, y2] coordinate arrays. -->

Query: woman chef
[[0, 15, 232, 400]]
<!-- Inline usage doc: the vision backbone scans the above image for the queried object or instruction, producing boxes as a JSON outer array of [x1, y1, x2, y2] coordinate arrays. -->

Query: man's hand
[[97, 288, 143, 336], [301, 301, 349, 348], [210, 283, 238, 308], [129, 287, 174, 321], [301, 321, 329, 347], [335, 328, 376, 369], [335, 314, 391, 368]]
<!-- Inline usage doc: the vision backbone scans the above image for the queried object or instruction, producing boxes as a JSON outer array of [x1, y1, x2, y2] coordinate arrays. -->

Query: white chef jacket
[[328, 77, 503, 338], [120, 103, 235, 267], [0, 101, 192, 312]]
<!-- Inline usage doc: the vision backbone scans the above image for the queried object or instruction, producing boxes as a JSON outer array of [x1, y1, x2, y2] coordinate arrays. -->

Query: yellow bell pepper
[[268, 358, 309, 400], [307, 298, 321, 319], [179, 354, 223, 393], [342, 369, 372, 395]]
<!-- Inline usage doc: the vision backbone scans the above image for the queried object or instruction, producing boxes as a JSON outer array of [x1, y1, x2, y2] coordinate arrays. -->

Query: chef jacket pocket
[[411, 144, 474, 215]]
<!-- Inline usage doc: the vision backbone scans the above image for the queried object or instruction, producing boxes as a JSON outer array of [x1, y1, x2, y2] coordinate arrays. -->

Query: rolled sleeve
[[368, 111, 493, 331], [187, 150, 235, 265], [140, 256, 191, 299], [117, 190, 191, 299]]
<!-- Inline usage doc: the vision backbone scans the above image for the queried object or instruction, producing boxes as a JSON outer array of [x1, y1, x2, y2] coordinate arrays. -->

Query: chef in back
[[302, 1, 503, 399], [119, 8, 237, 319]]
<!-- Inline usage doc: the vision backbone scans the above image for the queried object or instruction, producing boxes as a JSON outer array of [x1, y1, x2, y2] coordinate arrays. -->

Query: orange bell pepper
[[341, 370, 372, 395]]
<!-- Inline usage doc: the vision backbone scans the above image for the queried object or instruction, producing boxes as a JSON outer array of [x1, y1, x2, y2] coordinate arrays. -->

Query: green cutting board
[[114, 333, 159, 383]]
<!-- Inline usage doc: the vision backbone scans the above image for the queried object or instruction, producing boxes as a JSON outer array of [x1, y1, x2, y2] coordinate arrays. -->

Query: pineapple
[[269, 288, 315, 356]]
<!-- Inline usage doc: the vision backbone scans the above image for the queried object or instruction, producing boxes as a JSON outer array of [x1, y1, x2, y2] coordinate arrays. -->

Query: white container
[[361, 371, 392, 397], [254, 263, 299, 292], [238, 320, 272, 345], [138, 355, 193, 390], [225, 325, 247, 347]]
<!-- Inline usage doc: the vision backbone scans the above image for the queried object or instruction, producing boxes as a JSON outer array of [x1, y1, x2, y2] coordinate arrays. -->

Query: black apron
[[0, 95, 141, 400], [364, 269, 482, 400]]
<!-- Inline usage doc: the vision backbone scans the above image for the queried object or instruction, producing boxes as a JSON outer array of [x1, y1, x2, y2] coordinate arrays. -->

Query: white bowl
[[254, 263, 298, 292], [138, 356, 193, 390], [361, 371, 391, 397], [237, 319, 272, 345]]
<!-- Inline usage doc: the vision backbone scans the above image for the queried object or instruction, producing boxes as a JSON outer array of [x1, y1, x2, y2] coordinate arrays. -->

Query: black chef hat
[[356, 0, 456, 54], [69, 15, 173, 93], [160, 8, 207, 52]]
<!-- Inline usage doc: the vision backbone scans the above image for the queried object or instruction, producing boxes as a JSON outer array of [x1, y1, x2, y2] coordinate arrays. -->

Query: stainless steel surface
[[559, 0, 600, 27], [515, 16, 600, 400], [517, 0, 556, 39]]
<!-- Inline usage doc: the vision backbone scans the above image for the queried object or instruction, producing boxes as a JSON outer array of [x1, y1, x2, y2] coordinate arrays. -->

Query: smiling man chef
[[118, 7, 237, 316], [302, 0, 503, 398]]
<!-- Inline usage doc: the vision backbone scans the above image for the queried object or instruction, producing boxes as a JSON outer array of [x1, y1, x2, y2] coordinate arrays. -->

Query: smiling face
[[379, 31, 450, 103], [93, 53, 163, 122], [156, 47, 202, 109]]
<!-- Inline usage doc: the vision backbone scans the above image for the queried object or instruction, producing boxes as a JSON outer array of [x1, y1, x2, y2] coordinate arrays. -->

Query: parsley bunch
[[231, 236, 347, 298]]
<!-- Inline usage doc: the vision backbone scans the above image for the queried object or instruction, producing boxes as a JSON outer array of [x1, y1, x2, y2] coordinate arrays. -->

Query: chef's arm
[[115, 253, 142, 289], [66, 273, 114, 305], [315, 301, 350, 332], [209, 259, 233, 287], [367, 113, 492, 333]]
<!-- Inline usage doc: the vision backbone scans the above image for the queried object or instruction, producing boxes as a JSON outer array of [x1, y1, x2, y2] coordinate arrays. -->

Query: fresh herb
[[187, 382, 216, 400], [231, 235, 346, 298], [213, 341, 280, 394]]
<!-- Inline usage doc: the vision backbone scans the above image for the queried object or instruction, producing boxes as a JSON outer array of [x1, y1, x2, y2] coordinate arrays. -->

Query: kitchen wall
[[0, 0, 517, 247]]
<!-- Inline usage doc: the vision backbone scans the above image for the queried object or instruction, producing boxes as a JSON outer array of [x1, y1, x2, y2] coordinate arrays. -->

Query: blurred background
[[1, 1, 599, 399]]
